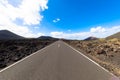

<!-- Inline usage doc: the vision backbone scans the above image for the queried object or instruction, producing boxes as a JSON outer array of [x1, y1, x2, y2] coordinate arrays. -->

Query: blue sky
[[41, 0, 120, 32], [0, 0, 120, 39]]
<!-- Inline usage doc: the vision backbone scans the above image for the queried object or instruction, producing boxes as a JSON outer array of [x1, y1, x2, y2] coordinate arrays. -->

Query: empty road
[[0, 41, 119, 80]]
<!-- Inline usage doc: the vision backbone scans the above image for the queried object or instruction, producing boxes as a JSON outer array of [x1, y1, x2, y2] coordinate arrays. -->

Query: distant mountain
[[106, 32, 120, 39], [38, 36, 58, 40], [84, 36, 98, 41], [0, 30, 24, 40]]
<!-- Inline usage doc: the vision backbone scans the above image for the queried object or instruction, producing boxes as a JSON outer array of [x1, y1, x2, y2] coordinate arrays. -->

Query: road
[[0, 41, 119, 80]]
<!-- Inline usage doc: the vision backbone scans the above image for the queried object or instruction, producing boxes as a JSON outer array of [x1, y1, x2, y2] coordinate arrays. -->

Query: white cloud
[[51, 32, 63, 37], [50, 31, 90, 39], [37, 33, 45, 36], [50, 26, 120, 40], [34, 26, 40, 29], [0, 0, 48, 37], [53, 18, 60, 23], [90, 26, 106, 33]]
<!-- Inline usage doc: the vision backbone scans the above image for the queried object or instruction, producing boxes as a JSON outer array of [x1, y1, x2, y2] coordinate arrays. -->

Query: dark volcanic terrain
[[0, 30, 58, 69], [0, 39, 57, 69]]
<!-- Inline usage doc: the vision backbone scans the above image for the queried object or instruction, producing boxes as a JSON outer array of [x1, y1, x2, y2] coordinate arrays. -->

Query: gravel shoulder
[[64, 39, 120, 77]]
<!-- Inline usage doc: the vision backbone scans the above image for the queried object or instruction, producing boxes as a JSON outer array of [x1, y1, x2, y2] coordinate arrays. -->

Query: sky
[[0, 0, 120, 39]]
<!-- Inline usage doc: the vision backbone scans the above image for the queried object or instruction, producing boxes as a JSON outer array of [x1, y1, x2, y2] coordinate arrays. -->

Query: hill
[[38, 36, 58, 40], [106, 32, 120, 39], [0, 30, 24, 40], [84, 36, 98, 41]]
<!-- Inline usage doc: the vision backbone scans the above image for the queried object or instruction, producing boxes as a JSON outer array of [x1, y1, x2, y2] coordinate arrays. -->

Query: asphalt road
[[0, 41, 119, 80]]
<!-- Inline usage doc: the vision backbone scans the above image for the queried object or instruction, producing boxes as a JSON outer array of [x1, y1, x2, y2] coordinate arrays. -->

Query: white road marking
[[63, 42, 119, 78], [58, 44, 60, 47]]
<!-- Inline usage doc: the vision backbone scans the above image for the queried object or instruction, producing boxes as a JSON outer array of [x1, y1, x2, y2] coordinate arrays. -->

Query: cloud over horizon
[[0, 0, 48, 37], [50, 26, 120, 40]]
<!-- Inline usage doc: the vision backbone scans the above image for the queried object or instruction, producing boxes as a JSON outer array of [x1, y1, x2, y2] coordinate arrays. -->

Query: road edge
[[62, 41, 119, 79], [0, 41, 58, 73]]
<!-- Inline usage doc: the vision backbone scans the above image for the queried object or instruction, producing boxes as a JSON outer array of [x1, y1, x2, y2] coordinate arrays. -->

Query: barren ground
[[64, 38, 120, 77]]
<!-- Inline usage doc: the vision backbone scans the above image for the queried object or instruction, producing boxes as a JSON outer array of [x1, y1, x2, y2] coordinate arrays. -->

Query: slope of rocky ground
[[106, 32, 120, 39], [64, 38, 120, 76], [0, 39, 57, 69]]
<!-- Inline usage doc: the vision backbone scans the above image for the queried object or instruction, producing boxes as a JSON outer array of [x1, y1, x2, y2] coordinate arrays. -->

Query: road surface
[[0, 41, 119, 80]]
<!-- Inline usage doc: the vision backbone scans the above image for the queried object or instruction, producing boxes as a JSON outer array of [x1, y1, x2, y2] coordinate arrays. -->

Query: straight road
[[0, 41, 119, 80]]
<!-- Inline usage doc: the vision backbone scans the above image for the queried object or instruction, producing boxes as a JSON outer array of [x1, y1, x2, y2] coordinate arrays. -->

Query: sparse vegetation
[[64, 38, 120, 76]]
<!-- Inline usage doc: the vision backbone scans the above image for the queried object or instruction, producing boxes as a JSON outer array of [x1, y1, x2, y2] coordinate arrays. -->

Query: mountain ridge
[[0, 30, 24, 40], [84, 36, 98, 40]]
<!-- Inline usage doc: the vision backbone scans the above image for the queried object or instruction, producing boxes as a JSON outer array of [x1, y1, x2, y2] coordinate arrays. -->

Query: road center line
[[58, 44, 60, 47]]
